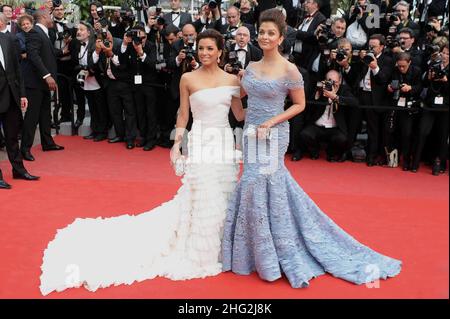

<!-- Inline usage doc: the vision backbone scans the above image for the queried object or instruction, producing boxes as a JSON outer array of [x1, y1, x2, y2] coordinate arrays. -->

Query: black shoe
[[93, 134, 107, 142], [42, 144, 64, 152], [432, 159, 441, 176], [126, 142, 135, 150], [291, 150, 303, 162], [411, 166, 418, 173], [0, 179, 11, 189], [74, 119, 83, 129], [108, 137, 124, 144], [310, 152, 319, 160], [337, 153, 347, 163], [326, 155, 337, 163], [143, 142, 156, 151], [402, 159, 410, 171], [0, 139, 5, 149], [83, 134, 96, 140], [22, 151, 35, 161], [12, 170, 40, 181], [136, 140, 146, 148]]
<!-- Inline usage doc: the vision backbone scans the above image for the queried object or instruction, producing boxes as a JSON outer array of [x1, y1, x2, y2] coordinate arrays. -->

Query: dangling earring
[[217, 57, 221, 63]]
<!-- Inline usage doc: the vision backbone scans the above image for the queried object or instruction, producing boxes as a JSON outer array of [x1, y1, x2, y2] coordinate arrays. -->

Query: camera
[[57, 28, 72, 41], [156, 16, 166, 25], [183, 36, 196, 63], [52, 0, 62, 8], [75, 65, 89, 88], [390, 80, 403, 100], [208, 0, 221, 9], [317, 79, 335, 92], [386, 35, 401, 49], [389, 13, 400, 23], [424, 44, 441, 57], [227, 51, 243, 75], [424, 23, 438, 33], [317, 19, 334, 46], [96, 29, 110, 47], [335, 48, 347, 62], [362, 47, 376, 64], [429, 56, 448, 80], [353, 4, 366, 16], [233, 1, 241, 9], [120, 10, 135, 24], [126, 29, 143, 45]]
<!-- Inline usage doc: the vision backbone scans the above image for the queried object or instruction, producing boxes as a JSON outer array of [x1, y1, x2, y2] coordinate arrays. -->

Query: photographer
[[300, 70, 358, 162], [390, 28, 423, 68], [145, 6, 166, 42], [387, 1, 420, 38], [163, 0, 193, 29], [412, 44, 448, 175], [193, 2, 221, 33], [316, 18, 348, 79], [110, 6, 136, 39], [223, 26, 262, 129], [72, 21, 109, 142], [125, 25, 160, 151], [345, 0, 371, 50], [350, 34, 394, 166], [94, 29, 138, 149], [51, 3, 74, 125], [88, 1, 110, 38], [214, 4, 257, 43], [387, 52, 422, 171], [174, 23, 200, 74]]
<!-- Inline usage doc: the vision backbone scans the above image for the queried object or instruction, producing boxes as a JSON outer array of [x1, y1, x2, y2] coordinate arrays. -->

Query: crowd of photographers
[[0, 0, 448, 176]]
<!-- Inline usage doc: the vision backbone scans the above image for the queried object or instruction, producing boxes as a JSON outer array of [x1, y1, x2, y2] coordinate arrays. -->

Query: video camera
[[227, 51, 243, 75]]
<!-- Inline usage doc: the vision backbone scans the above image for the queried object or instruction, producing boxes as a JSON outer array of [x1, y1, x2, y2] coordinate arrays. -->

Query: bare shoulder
[[222, 70, 240, 86], [285, 60, 299, 74]]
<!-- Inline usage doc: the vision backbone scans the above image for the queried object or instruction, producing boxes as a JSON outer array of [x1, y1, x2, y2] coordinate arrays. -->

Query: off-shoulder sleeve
[[231, 86, 241, 98], [284, 66, 304, 90]]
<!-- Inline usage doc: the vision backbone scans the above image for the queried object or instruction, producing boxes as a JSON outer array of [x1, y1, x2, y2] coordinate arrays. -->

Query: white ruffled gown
[[39, 86, 241, 296]]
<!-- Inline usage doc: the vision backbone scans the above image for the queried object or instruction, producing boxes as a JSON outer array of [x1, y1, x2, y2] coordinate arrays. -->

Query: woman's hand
[[170, 144, 182, 167], [257, 120, 275, 139]]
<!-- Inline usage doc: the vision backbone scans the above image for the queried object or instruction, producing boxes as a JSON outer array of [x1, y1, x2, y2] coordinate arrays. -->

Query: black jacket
[[348, 52, 394, 107], [0, 33, 25, 113], [390, 65, 423, 104], [24, 26, 58, 90], [163, 12, 192, 30], [306, 84, 358, 134], [294, 11, 327, 71]]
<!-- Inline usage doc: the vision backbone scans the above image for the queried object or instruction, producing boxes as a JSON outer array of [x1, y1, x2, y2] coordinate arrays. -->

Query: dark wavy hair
[[196, 29, 224, 51], [259, 8, 287, 38]]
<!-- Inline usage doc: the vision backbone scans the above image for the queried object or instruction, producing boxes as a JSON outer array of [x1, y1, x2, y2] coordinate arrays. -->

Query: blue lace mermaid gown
[[221, 64, 402, 288]]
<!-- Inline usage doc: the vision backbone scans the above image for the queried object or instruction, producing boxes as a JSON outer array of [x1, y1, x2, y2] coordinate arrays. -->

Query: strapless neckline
[[189, 86, 240, 99]]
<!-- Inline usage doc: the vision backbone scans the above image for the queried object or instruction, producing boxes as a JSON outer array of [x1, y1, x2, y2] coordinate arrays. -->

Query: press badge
[[398, 97, 406, 107], [434, 96, 444, 105], [134, 75, 142, 85]]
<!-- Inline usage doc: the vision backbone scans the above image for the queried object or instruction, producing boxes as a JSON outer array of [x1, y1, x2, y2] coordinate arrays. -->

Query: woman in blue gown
[[221, 9, 402, 288]]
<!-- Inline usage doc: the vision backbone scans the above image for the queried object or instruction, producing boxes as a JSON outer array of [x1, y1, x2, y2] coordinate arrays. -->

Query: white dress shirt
[[0, 42, 5, 70], [79, 41, 101, 91], [359, 53, 381, 91], [315, 99, 337, 128], [235, 44, 248, 67]]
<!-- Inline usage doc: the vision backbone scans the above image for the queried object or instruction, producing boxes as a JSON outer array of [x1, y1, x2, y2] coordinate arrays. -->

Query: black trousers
[[0, 104, 27, 179], [300, 124, 348, 157], [73, 83, 86, 122], [134, 85, 157, 144], [21, 87, 55, 152], [397, 110, 419, 161], [345, 104, 364, 150], [412, 110, 449, 167], [289, 112, 306, 153], [84, 88, 109, 136], [55, 60, 73, 121], [106, 80, 137, 142]]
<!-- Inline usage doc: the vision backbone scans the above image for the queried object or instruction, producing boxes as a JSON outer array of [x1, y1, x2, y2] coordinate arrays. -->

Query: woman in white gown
[[39, 30, 245, 296]]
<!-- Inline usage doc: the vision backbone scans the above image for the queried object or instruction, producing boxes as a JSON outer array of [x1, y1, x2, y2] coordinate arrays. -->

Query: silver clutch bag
[[174, 156, 186, 176]]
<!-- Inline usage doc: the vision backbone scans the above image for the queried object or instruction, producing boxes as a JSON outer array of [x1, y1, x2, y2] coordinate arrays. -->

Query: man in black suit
[[21, 10, 64, 162], [300, 70, 358, 162], [193, 3, 221, 34], [223, 26, 262, 130], [214, 5, 257, 41], [292, 0, 326, 97], [0, 32, 40, 189], [163, 0, 193, 30], [347, 34, 394, 166]]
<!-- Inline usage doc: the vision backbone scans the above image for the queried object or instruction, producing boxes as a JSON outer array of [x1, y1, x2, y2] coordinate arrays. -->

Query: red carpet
[[0, 135, 448, 299]]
